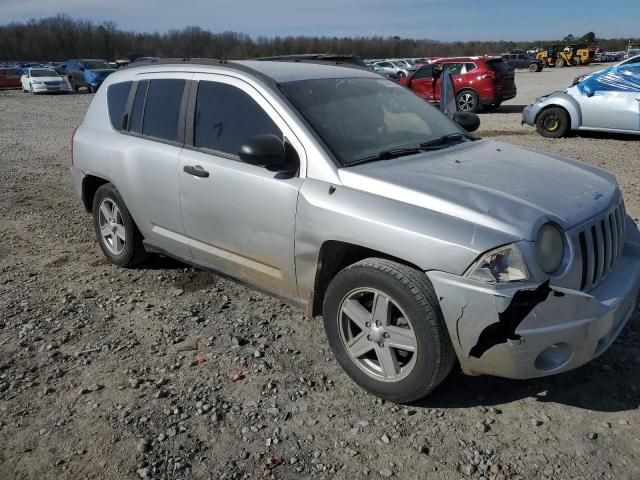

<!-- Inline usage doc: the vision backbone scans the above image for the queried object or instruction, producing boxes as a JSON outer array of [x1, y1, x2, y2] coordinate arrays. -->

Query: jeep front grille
[[578, 201, 625, 291]]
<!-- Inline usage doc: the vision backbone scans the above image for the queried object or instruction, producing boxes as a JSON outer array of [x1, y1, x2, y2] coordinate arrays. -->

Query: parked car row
[[0, 58, 116, 94]]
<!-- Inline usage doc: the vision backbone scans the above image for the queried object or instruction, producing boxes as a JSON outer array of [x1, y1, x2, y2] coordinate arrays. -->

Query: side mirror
[[453, 111, 480, 133], [239, 134, 288, 170]]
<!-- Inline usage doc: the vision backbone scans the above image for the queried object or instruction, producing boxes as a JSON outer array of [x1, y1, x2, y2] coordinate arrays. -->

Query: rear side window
[[194, 81, 281, 156], [107, 81, 132, 131], [142, 79, 186, 142], [464, 63, 477, 72], [443, 63, 464, 75]]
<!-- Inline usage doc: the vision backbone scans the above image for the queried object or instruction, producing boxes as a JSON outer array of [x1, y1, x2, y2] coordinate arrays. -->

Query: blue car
[[66, 59, 115, 93]]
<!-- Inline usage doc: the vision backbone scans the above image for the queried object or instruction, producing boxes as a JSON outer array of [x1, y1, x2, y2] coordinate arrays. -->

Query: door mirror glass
[[453, 111, 480, 132], [239, 134, 288, 169]]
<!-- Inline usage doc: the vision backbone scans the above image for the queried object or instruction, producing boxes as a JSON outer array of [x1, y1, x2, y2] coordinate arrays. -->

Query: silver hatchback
[[70, 59, 640, 403]]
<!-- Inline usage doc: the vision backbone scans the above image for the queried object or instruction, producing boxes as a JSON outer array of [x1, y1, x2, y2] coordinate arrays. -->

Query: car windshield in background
[[84, 61, 110, 70], [31, 69, 58, 77], [280, 77, 465, 166]]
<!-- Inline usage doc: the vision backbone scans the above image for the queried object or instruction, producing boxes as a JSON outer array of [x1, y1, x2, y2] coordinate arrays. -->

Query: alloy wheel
[[458, 93, 475, 112], [338, 288, 417, 382], [98, 198, 126, 255]]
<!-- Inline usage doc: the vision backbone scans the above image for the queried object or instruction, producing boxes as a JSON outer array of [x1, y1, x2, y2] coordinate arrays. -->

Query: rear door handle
[[183, 165, 210, 178]]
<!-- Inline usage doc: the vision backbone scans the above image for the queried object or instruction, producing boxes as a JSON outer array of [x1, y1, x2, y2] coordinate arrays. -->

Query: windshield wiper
[[420, 133, 471, 150], [349, 147, 422, 166]]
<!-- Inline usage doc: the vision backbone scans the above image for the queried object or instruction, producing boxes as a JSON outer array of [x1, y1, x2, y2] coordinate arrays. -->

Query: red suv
[[400, 56, 516, 113]]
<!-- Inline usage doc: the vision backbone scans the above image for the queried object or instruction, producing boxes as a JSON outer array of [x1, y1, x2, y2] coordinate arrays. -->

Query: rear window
[[486, 59, 512, 73], [107, 81, 132, 131]]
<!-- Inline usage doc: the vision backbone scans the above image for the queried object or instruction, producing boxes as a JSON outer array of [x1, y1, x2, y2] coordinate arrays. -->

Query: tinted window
[[464, 63, 477, 72], [194, 81, 281, 156], [486, 59, 512, 73], [107, 81, 132, 131], [142, 79, 186, 142], [412, 65, 433, 80], [443, 63, 464, 75], [129, 81, 148, 134]]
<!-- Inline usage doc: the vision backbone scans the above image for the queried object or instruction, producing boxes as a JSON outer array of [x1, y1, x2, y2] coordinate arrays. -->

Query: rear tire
[[456, 90, 479, 113], [323, 258, 456, 403], [535, 107, 569, 138], [92, 183, 147, 268]]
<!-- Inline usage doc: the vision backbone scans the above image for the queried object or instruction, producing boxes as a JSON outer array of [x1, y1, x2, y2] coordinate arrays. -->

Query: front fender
[[294, 179, 518, 302], [529, 92, 582, 130]]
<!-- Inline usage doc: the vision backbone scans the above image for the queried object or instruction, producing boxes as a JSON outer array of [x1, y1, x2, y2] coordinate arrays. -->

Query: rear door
[[107, 73, 193, 258], [178, 74, 305, 299], [434, 62, 464, 102], [408, 64, 435, 101]]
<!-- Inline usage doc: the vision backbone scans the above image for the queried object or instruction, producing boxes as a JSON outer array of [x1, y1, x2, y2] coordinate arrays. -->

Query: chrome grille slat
[[602, 218, 612, 274], [577, 200, 625, 291], [608, 213, 617, 270]]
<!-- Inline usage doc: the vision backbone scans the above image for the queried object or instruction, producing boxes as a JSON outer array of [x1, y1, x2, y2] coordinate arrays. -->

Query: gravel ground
[[1, 65, 639, 480]]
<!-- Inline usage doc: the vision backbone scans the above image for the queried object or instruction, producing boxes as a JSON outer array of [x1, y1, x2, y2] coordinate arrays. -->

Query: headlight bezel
[[465, 243, 530, 285]]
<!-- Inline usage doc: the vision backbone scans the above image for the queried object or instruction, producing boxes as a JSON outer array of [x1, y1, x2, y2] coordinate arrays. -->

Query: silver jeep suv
[[70, 59, 640, 403]]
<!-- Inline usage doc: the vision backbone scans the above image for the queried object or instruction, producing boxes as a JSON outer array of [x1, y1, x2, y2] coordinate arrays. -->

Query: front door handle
[[183, 165, 209, 178]]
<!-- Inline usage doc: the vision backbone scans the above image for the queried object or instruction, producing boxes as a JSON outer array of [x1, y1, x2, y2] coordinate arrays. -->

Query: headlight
[[466, 245, 529, 284], [536, 223, 564, 273]]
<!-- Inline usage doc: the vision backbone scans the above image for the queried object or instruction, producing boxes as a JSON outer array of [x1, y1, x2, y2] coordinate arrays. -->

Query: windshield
[[280, 77, 465, 166], [31, 69, 58, 77], [84, 61, 110, 70]]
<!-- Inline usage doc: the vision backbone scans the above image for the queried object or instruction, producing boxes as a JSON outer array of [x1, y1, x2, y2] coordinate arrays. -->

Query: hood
[[34, 76, 65, 82], [338, 139, 619, 240]]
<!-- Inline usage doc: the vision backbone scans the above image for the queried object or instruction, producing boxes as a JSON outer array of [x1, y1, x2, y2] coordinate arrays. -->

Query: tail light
[[71, 127, 78, 165]]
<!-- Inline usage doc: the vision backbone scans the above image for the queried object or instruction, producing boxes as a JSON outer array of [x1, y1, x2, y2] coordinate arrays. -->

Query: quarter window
[[194, 81, 282, 157], [107, 81, 133, 131]]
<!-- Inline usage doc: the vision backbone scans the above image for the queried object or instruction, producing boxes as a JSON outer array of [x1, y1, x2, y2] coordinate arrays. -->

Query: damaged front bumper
[[427, 240, 640, 379]]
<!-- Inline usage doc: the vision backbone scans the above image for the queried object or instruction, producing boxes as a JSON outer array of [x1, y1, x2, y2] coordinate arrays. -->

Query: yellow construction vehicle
[[536, 44, 595, 67]]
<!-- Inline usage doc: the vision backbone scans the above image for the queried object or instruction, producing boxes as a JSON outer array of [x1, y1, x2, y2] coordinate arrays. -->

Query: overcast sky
[[1, 0, 638, 41]]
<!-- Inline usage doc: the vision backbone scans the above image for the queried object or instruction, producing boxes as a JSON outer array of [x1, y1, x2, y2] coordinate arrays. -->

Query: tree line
[[1, 15, 637, 61]]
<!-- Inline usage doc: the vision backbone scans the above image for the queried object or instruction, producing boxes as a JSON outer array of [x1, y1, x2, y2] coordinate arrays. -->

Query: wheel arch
[[533, 94, 581, 130], [81, 175, 110, 213], [309, 240, 425, 318]]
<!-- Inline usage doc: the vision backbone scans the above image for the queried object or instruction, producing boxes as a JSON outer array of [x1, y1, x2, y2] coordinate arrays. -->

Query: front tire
[[92, 183, 147, 267], [535, 107, 569, 138], [556, 57, 566, 68], [528, 62, 541, 72], [456, 90, 479, 113], [323, 258, 455, 403]]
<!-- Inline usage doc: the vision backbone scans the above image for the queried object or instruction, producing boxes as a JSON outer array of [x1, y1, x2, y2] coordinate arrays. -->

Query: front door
[[178, 75, 305, 299], [408, 64, 435, 101], [580, 91, 640, 132]]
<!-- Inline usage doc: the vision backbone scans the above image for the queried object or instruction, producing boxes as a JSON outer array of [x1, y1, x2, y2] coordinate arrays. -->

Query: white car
[[21, 68, 71, 94], [573, 54, 640, 85]]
